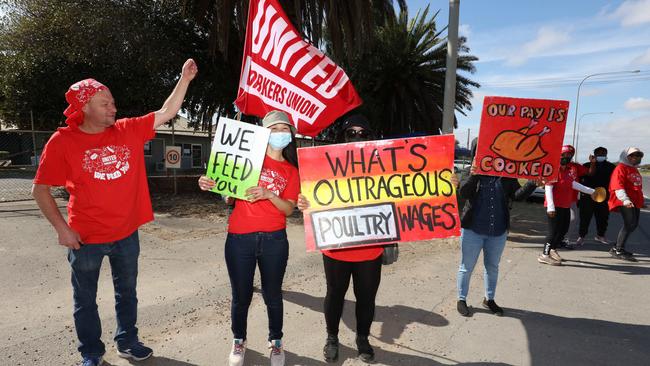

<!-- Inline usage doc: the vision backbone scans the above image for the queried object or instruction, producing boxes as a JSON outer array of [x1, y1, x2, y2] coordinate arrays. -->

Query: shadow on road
[[282, 290, 449, 346], [493, 307, 650, 366], [104, 356, 199, 366], [244, 342, 513, 365]]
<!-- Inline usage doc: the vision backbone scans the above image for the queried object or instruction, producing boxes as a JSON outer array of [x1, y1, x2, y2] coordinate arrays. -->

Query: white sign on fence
[[165, 146, 181, 169]]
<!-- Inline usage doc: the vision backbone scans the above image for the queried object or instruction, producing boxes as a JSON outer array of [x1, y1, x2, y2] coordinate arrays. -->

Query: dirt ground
[[1, 194, 650, 366]]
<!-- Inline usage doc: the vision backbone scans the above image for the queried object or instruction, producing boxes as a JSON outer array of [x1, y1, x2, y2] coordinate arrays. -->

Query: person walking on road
[[539, 145, 598, 265], [608, 147, 645, 262], [32, 59, 198, 366], [456, 139, 539, 317], [577, 147, 616, 246], [198, 110, 300, 366]]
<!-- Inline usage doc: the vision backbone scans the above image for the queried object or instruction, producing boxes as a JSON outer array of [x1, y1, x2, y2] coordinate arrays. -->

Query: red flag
[[235, 0, 362, 137]]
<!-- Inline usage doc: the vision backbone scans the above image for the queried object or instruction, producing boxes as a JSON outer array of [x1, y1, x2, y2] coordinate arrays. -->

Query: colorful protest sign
[[206, 117, 270, 200], [298, 135, 460, 251], [234, 0, 362, 137], [475, 96, 569, 181]]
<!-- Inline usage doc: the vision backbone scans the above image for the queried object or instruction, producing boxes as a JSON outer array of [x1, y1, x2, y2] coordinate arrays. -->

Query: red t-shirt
[[608, 164, 644, 211], [34, 113, 155, 244], [322, 245, 384, 262], [227, 156, 300, 234], [545, 162, 588, 209]]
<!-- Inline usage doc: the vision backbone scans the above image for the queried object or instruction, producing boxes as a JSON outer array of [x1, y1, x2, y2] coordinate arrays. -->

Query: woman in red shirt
[[297, 114, 384, 363], [539, 145, 597, 265], [608, 147, 644, 261], [198, 111, 300, 366]]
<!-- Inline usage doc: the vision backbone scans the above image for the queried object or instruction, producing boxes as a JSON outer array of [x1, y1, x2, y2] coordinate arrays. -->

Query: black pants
[[578, 196, 610, 237], [545, 207, 571, 254], [322, 254, 382, 337], [616, 207, 640, 250]]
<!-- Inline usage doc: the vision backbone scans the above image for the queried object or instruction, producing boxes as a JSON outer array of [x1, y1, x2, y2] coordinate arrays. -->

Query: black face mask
[[560, 157, 571, 165]]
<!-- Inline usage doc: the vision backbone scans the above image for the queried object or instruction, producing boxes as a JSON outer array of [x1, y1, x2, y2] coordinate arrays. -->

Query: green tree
[[0, 0, 215, 130], [342, 6, 479, 137]]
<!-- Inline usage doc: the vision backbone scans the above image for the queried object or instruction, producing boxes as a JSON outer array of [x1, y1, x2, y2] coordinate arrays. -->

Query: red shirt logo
[[82, 145, 131, 181]]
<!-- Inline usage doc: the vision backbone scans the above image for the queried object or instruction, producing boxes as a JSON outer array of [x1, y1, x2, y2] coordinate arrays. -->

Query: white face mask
[[596, 156, 607, 162], [268, 132, 292, 150]]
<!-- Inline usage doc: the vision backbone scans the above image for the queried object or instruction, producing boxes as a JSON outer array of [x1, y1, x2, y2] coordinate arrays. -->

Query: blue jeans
[[225, 230, 289, 341], [67, 230, 140, 358], [457, 228, 508, 301]]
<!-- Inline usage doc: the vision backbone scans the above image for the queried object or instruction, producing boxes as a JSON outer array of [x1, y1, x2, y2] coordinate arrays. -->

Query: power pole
[[442, 0, 460, 135]]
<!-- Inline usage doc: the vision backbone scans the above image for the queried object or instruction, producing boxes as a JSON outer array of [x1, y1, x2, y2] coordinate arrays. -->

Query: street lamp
[[575, 112, 613, 160], [571, 69, 641, 158]]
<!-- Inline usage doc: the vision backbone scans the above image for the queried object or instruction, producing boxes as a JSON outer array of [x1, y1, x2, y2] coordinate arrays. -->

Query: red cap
[[63, 79, 108, 129]]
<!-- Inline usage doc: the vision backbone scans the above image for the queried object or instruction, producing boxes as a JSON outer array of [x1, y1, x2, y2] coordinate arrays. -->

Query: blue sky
[[410, 0, 650, 161]]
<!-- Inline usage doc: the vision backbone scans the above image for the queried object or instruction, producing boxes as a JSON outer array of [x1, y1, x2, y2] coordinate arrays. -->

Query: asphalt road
[[1, 199, 649, 366]]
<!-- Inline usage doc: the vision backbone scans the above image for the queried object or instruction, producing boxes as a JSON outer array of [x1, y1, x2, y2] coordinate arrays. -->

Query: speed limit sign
[[165, 146, 181, 169]]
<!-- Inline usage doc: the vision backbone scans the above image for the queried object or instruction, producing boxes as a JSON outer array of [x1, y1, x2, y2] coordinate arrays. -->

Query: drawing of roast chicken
[[490, 119, 550, 162]]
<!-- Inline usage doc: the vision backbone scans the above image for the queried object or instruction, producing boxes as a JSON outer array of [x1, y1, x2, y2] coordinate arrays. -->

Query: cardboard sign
[[165, 146, 181, 169], [206, 117, 270, 200], [234, 0, 362, 137], [475, 96, 569, 181], [298, 135, 460, 251]]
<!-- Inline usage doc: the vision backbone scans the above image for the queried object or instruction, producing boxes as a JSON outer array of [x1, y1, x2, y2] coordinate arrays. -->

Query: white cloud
[[459, 24, 471, 38], [573, 114, 650, 161], [581, 88, 605, 97], [631, 48, 650, 65], [625, 97, 650, 110], [506, 27, 571, 66], [612, 0, 650, 27]]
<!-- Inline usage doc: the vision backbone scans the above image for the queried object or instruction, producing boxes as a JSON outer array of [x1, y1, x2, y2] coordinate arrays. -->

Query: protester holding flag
[[456, 139, 539, 317], [198, 111, 299, 366], [297, 114, 382, 363], [608, 147, 645, 261], [539, 145, 598, 265]]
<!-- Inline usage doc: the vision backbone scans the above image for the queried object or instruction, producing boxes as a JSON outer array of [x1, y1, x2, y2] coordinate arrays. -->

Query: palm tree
[[344, 6, 479, 137], [180, 0, 406, 63]]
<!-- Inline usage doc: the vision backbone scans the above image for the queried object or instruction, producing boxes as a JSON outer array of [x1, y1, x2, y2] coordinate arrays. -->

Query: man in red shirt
[[32, 59, 198, 366], [608, 147, 645, 261]]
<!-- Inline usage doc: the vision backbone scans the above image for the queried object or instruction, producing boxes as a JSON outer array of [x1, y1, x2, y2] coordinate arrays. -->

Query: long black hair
[[282, 130, 299, 168]]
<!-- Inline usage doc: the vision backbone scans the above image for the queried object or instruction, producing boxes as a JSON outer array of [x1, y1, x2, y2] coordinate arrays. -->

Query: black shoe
[[482, 298, 504, 316], [610, 248, 637, 262], [323, 334, 339, 363], [457, 300, 471, 317], [356, 336, 375, 363]]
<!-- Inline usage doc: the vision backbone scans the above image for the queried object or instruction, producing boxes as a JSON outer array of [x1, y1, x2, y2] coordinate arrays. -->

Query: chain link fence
[[0, 129, 69, 202]]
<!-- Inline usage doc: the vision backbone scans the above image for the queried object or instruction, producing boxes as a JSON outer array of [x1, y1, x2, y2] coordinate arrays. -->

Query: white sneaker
[[595, 236, 609, 245], [269, 339, 285, 366], [549, 249, 564, 262], [229, 339, 246, 366]]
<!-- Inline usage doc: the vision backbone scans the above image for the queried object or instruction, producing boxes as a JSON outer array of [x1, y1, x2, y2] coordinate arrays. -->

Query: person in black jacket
[[576, 147, 616, 246], [456, 141, 539, 316]]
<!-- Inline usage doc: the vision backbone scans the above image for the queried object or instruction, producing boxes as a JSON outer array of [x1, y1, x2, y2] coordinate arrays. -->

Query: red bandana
[[561, 145, 575, 155], [63, 79, 108, 129]]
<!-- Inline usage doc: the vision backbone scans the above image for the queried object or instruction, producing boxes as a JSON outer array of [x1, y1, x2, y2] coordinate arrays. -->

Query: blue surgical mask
[[268, 132, 292, 150], [596, 156, 607, 162]]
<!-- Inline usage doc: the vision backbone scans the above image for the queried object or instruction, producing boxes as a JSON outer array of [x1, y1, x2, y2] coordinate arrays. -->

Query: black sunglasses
[[629, 152, 644, 158], [345, 129, 369, 138]]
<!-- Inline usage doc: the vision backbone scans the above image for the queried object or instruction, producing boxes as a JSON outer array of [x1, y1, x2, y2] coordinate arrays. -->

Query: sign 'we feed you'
[[206, 117, 270, 200]]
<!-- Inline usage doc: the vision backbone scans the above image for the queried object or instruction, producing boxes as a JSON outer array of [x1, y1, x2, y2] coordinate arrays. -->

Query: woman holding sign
[[198, 110, 299, 366], [297, 114, 383, 363], [539, 145, 598, 266], [456, 139, 539, 317]]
